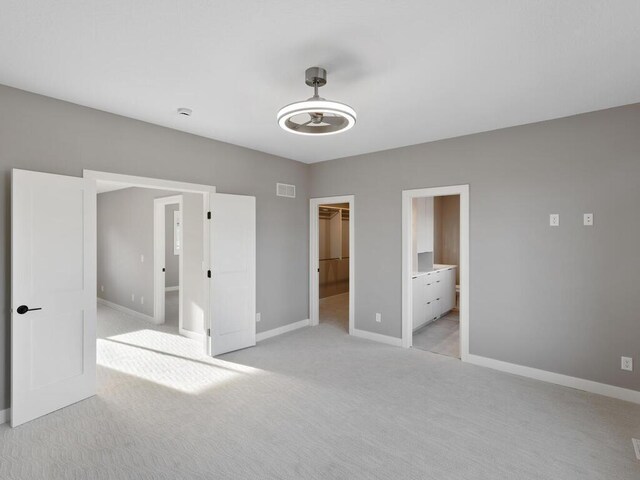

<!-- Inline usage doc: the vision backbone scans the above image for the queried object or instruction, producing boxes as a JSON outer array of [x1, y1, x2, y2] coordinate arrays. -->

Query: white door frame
[[309, 195, 355, 334], [401, 185, 470, 360], [153, 195, 183, 327], [84, 170, 215, 350]]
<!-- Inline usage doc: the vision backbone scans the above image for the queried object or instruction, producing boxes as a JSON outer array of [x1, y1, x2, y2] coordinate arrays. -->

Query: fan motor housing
[[305, 67, 327, 87]]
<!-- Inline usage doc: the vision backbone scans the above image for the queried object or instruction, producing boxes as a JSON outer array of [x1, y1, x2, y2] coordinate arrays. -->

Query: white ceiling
[[1, 1, 639, 164]]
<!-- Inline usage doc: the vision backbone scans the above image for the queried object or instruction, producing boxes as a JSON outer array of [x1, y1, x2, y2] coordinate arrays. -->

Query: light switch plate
[[621, 356, 633, 371], [583, 213, 593, 226], [256, 312, 261, 323], [375, 313, 382, 323], [549, 214, 559, 227]]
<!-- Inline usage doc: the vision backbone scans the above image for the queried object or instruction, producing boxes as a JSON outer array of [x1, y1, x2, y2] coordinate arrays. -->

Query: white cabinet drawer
[[424, 272, 438, 301]]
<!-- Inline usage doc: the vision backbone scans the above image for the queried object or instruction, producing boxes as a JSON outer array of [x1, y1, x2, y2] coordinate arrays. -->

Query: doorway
[[11, 168, 257, 426], [402, 185, 469, 361], [310, 196, 355, 334], [153, 195, 188, 337]]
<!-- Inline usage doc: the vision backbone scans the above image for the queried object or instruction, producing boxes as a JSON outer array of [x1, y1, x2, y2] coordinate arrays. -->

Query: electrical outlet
[[375, 313, 382, 323], [100, 285, 104, 292], [583, 213, 593, 226], [632, 438, 640, 461], [256, 312, 261, 323], [621, 356, 633, 372], [140, 296, 144, 305], [131, 293, 135, 302], [549, 214, 559, 227]]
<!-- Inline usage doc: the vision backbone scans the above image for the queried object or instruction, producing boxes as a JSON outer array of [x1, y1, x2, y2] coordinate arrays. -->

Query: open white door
[[11, 169, 96, 427], [209, 193, 256, 356]]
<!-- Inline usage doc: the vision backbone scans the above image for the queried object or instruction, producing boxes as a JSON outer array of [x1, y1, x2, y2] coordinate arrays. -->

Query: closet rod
[[319, 205, 350, 211]]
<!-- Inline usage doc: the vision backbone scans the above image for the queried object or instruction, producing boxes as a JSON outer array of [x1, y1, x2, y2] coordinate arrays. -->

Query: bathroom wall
[[434, 195, 460, 283]]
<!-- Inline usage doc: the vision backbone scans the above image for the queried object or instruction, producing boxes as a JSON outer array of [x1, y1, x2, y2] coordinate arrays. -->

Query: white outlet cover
[[621, 356, 633, 371], [583, 213, 593, 226], [256, 312, 261, 322], [549, 214, 560, 226], [101, 285, 104, 292], [376, 313, 382, 323], [632, 438, 640, 461]]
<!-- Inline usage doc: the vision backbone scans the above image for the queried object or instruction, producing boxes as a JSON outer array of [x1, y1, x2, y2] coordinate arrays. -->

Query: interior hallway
[[1, 305, 640, 479]]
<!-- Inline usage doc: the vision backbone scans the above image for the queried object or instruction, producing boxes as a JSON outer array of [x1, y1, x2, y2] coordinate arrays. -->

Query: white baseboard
[[257, 319, 309, 342], [165, 286, 179, 292], [466, 354, 640, 405], [352, 328, 403, 347], [97, 298, 159, 325], [0, 408, 10, 425], [179, 327, 203, 341]]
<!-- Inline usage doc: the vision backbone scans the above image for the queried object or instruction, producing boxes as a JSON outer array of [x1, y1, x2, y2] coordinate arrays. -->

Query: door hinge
[[207, 211, 211, 220], [207, 270, 211, 278], [207, 328, 211, 337]]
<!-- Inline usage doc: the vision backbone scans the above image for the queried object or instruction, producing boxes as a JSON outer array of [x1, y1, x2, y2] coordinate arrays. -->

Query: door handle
[[16, 305, 42, 315], [162, 267, 166, 272]]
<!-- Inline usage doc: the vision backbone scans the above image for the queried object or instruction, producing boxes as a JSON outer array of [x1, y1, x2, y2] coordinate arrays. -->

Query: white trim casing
[[401, 184, 470, 360], [309, 196, 355, 335], [0, 408, 10, 424], [97, 298, 158, 324], [256, 319, 310, 342], [467, 354, 640, 405], [352, 329, 403, 347], [84, 170, 215, 194]]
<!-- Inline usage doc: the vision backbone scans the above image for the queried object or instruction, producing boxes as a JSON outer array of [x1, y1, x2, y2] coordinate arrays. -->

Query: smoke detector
[[277, 67, 356, 136]]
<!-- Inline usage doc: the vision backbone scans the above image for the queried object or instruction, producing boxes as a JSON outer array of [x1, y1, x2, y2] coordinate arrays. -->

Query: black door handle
[[16, 305, 42, 315], [162, 267, 165, 272]]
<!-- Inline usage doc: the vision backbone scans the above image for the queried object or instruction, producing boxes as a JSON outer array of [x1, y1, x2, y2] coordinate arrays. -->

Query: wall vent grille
[[276, 183, 296, 198]]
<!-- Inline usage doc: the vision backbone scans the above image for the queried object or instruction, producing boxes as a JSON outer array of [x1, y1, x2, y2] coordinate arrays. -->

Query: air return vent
[[276, 183, 296, 198]]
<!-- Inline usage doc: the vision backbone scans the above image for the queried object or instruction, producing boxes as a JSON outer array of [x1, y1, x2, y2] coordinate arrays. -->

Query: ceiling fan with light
[[277, 67, 356, 136]]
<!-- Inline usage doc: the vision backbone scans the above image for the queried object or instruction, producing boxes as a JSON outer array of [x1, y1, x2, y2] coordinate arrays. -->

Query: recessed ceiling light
[[277, 67, 356, 136], [177, 107, 192, 116]]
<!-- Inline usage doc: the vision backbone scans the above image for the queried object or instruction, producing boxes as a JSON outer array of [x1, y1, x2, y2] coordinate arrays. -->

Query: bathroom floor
[[412, 311, 459, 358]]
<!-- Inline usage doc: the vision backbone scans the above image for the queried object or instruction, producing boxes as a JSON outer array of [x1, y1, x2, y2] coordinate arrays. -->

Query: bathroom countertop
[[412, 264, 457, 278]]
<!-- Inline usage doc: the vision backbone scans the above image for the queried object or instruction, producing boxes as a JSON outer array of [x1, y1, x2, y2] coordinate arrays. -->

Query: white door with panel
[[209, 193, 256, 356], [11, 169, 96, 427]]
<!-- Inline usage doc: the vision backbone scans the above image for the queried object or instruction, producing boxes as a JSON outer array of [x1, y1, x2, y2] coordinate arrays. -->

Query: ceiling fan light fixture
[[277, 67, 356, 136]]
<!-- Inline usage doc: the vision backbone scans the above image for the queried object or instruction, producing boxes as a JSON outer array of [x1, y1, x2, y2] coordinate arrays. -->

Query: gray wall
[[97, 187, 176, 317], [311, 104, 640, 392], [165, 204, 179, 288], [0, 84, 310, 411]]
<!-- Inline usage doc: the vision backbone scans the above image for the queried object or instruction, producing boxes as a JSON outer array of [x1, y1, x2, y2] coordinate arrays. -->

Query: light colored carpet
[[319, 292, 349, 332], [1, 304, 639, 479], [413, 312, 460, 358]]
